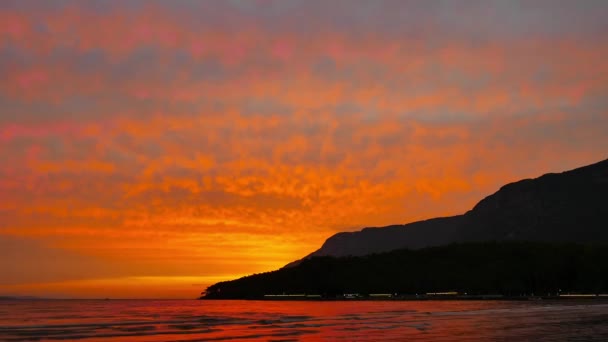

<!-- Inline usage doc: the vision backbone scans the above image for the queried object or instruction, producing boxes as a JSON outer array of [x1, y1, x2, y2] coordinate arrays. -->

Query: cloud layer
[[1, 0, 607, 298]]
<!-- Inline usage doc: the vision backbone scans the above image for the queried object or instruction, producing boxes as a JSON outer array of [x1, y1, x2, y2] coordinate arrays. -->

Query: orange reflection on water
[[2, 300, 607, 341]]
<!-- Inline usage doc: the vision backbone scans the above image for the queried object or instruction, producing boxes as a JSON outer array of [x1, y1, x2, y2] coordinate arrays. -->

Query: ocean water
[[1, 300, 607, 341]]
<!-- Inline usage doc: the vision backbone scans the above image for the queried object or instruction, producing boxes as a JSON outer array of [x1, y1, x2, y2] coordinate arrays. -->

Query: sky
[[1, 0, 607, 299]]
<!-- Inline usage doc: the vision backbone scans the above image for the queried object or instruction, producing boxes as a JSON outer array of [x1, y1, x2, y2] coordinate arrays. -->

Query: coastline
[[200, 294, 608, 301]]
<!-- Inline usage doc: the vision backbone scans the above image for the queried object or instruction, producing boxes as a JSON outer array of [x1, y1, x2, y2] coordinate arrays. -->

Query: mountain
[[299, 158, 608, 260], [203, 241, 608, 299], [202, 158, 608, 299]]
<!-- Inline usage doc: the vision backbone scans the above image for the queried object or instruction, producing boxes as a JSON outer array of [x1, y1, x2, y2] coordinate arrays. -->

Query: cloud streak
[[1, 0, 607, 298]]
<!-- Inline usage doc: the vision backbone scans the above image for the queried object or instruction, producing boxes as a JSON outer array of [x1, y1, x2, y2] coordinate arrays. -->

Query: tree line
[[203, 241, 608, 299]]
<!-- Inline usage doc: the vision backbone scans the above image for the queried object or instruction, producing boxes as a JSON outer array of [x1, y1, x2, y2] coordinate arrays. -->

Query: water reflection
[[0, 300, 607, 341]]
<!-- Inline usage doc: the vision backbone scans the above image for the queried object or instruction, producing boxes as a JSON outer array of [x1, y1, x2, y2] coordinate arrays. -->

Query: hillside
[[302, 158, 608, 259], [203, 241, 608, 299], [202, 158, 608, 299]]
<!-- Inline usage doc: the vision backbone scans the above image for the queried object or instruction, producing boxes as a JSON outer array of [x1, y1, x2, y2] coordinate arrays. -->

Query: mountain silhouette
[[293, 158, 608, 261], [203, 158, 608, 299]]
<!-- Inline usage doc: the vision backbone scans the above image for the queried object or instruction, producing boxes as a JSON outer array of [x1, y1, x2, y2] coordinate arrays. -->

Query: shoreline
[[201, 294, 608, 301]]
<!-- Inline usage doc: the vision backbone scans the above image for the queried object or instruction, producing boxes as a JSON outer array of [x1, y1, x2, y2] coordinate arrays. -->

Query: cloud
[[0, 235, 124, 285], [0, 0, 607, 298]]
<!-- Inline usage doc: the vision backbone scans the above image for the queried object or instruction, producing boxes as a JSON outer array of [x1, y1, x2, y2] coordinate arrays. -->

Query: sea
[[1, 299, 607, 341]]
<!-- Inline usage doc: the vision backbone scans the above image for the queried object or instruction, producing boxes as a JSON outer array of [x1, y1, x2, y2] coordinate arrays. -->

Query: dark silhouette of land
[[201, 158, 608, 299], [298, 158, 608, 261], [203, 241, 608, 299]]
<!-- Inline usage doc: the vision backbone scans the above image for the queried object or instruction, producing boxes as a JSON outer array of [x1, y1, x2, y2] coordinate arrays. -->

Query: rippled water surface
[[1, 299, 608, 341]]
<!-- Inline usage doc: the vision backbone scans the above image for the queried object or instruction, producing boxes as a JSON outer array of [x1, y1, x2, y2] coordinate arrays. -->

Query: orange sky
[[1, 0, 608, 298]]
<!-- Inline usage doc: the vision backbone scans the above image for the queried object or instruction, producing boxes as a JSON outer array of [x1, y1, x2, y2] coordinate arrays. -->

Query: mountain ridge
[[203, 241, 608, 299], [289, 158, 608, 264], [203, 157, 608, 299]]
